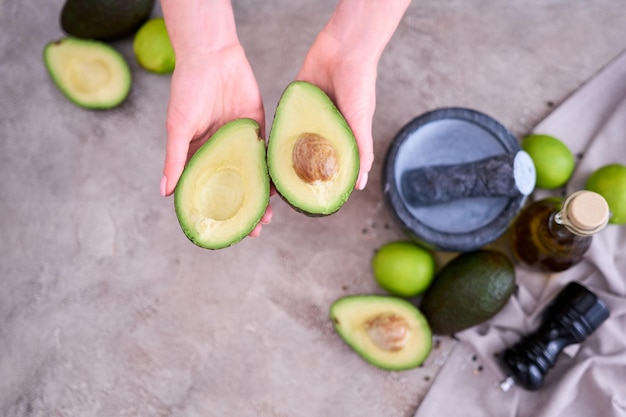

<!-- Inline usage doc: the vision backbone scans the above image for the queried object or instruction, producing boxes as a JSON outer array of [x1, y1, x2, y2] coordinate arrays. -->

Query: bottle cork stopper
[[562, 191, 610, 236]]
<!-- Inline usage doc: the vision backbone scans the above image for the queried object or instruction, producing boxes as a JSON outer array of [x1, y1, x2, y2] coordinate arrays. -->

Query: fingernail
[[357, 172, 369, 190], [249, 224, 262, 238], [261, 205, 273, 224], [160, 175, 168, 197]]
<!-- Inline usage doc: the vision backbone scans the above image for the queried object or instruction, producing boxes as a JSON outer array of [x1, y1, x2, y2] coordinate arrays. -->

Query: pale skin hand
[[297, 0, 411, 190], [161, 46, 272, 236], [160, 0, 409, 237], [163, 45, 264, 188], [296, 33, 378, 191], [160, 0, 271, 237]]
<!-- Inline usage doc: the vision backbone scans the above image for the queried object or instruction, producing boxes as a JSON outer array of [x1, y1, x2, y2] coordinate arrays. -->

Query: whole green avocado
[[420, 249, 516, 335], [61, 0, 155, 41]]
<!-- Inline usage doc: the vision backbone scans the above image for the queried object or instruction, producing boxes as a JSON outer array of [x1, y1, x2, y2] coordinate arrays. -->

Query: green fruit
[[133, 17, 175, 74], [267, 81, 359, 216], [420, 250, 516, 335], [61, 0, 155, 41], [43, 37, 131, 110], [330, 295, 432, 371], [521, 134, 575, 189], [372, 241, 436, 297], [585, 163, 626, 224], [174, 119, 270, 249]]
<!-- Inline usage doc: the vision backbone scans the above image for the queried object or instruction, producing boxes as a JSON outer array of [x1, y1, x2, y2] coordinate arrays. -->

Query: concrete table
[[2, 1, 626, 416]]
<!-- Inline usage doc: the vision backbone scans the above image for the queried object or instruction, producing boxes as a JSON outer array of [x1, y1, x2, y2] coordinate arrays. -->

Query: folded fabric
[[415, 49, 626, 417]]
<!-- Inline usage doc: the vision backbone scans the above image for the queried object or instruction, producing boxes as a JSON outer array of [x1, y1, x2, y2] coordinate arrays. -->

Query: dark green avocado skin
[[61, 0, 155, 40], [420, 249, 516, 335]]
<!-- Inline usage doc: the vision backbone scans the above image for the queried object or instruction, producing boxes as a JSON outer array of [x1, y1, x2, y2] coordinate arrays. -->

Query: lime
[[371, 241, 436, 297], [521, 134, 575, 189], [585, 163, 626, 224], [133, 17, 175, 74]]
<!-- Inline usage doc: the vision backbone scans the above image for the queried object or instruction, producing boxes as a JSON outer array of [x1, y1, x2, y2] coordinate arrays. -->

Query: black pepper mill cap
[[500, 281, 610, 391], [546, 281, 610, 339]]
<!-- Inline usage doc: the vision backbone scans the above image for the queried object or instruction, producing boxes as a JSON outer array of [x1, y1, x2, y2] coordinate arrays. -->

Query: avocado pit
[[292, 132, 339, 183], [365, 313, 409, 352]]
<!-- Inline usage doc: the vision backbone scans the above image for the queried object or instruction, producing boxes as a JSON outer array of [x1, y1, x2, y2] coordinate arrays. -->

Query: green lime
[[585, 163, 626, 224], [133, 17, 175, 74], [371, 241, 436, 297], [521, 134, 575, 189]]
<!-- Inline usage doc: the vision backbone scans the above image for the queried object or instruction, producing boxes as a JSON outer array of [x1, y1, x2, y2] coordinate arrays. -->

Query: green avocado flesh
[[267, 81, 359, 216], [61, 0, 155, 41], [43, 37, 131, 110], [420, 250, 516, 335], [174, 119, 270, 250], [330, 295, 432, 371]]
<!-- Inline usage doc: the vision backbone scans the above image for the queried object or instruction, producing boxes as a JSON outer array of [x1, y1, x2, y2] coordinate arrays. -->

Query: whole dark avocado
[[61, 0, 155, 40], [420, 249, 516, 335]]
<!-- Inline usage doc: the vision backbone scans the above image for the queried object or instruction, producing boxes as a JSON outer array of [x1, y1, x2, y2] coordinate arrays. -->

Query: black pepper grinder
[[499, 281, 610, 391]]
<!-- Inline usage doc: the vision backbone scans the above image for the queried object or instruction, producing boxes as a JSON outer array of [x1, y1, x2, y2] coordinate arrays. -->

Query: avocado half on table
[[43, 37, 132, 110], [330, 295, 432, 371]]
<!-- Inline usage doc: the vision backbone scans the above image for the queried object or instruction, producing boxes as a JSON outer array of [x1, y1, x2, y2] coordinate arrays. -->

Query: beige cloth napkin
[[415, 49, 626, 417]]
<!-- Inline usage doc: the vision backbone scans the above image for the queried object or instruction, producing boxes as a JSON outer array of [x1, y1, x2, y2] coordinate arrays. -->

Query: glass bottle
[[509, 190, 610, 272]]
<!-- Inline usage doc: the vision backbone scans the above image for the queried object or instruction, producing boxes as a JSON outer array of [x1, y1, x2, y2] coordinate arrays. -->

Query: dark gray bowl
[[382, 107, 528, 252]]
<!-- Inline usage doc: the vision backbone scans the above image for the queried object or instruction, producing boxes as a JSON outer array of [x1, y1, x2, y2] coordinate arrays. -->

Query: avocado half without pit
[[330, 295, 432, 371], [268, 81, 360, 216], [43, 37, 131, 109], [174, 119, 270, 250]]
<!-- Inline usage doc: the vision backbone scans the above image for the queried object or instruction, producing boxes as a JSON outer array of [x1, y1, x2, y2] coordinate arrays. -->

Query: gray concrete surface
[[2, 1, 626, 416]]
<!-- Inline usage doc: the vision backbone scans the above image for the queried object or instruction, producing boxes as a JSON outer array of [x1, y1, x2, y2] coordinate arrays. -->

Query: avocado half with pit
[[174, 119, 270, 249], [330, 295, 432, 371], [43, 37, 131, 109], [267, 81, 359, 216]]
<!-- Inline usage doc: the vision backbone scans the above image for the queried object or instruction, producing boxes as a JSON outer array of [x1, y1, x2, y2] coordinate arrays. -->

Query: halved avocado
[[43, 37, 131, 110], [267, 81, 359, 216], [330, 295, 432, 371], [174, 119, 270, 250]]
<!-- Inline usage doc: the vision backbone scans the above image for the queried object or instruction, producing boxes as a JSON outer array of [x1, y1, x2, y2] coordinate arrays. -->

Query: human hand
[[296, 0, 410, 191], [296, 32, 377, 191], [160, 44, 272, 236]]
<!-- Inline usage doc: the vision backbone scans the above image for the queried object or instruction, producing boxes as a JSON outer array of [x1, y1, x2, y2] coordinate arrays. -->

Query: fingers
[[248, 202, 273, 238], [248, 224, 262, 238], [161, 117, 194, 197], [356, 171, 370, 191], [260, 203, 273, 225], [356, 138, 374, 190], [344, 108, 375, 191]]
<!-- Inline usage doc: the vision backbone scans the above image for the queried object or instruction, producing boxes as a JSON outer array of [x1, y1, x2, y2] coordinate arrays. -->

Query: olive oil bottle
[[509, 190, 610, 272]]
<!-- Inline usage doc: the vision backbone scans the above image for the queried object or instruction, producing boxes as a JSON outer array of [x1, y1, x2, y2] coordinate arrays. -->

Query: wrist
[[161, 0, 240, 61], [323, 0, 411, 62]]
